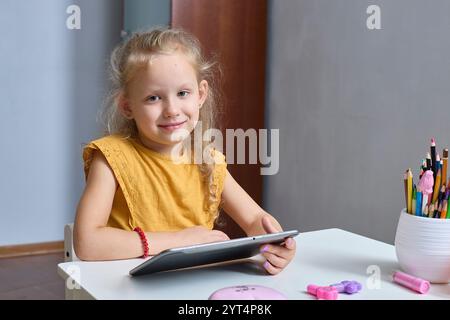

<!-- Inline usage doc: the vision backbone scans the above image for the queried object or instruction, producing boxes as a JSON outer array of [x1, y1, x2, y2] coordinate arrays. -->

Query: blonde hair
[[100, 26, 224, 222]]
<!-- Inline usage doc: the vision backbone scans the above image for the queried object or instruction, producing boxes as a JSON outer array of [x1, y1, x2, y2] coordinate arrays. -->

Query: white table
[[57, 228, 450, 300]]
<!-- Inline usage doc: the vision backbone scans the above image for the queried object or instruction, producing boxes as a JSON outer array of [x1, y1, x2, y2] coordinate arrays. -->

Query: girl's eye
[[178, 91, 189, 97], [146, 95, 160, 102]]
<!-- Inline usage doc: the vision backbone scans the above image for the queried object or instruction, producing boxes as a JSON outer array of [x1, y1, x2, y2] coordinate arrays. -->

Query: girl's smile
[[158, 119, 187, 132]]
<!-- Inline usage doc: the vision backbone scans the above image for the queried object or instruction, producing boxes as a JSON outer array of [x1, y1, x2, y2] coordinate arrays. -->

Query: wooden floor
[[0, 252, 65, 299]]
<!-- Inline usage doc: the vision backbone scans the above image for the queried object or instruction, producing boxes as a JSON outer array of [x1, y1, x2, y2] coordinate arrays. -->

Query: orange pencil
[[403, 171, 408, 211], [441, 200, 448, 219], [442, 149, 448, 188], [432, 167, 442, 203]]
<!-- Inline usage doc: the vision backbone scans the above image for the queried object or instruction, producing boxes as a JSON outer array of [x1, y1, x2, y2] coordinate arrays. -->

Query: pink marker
[[393, 271, 430, 294], [307, 284, 338, 300]]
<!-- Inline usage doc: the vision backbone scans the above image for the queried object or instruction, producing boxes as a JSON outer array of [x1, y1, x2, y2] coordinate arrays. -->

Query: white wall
[[264, 0, 450, 244], [0, 0, 123, 245]]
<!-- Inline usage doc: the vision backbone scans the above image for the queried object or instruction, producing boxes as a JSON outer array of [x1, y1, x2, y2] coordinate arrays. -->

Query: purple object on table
[[330, 280, 362, 294]]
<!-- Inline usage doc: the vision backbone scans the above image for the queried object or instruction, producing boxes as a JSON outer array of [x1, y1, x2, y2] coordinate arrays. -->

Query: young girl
[[74, 27, 296, 275]]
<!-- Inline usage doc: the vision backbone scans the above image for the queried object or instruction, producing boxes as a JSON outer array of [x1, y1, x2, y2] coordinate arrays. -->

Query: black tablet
[[129, 230, 299, 276]]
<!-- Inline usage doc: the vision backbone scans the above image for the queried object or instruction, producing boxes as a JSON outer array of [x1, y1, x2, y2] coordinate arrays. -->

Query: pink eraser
[[418, 170, 434, 194], [208, 285, 288, 300], [307, 284, 338, 300], [393, 271, 430, 294]]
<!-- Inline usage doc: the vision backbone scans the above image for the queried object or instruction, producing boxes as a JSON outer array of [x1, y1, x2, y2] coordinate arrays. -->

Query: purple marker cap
[[344, 283, 359, 294], [345, 280, 362, 293]]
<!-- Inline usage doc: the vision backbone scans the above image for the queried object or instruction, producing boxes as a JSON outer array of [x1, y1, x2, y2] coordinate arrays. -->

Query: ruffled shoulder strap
[[82, 134, 138, 228]]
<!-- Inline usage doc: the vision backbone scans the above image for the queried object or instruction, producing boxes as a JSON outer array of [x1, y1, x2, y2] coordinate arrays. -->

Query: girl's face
[[120, 51, 208, 155]]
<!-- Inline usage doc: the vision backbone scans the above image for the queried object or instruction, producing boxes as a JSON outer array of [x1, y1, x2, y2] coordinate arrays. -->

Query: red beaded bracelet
[[133, 227, 149, 258]]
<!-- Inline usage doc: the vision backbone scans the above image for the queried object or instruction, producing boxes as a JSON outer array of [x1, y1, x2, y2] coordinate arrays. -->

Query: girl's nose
[[163, 98, 180, 118]]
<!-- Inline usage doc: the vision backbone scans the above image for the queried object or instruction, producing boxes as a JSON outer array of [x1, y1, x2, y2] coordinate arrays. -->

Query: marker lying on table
[[330, 280, 362, 294], [392, 271, 430, 294], [307, 285, 338, 300]]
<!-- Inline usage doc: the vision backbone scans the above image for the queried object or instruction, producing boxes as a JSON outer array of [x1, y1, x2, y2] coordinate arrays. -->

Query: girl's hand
[[259, 216, 296, 275], [176, 226, 230, 247]]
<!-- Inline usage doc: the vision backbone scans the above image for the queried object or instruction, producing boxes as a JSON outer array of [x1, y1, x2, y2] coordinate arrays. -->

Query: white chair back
[[64, 223, 79, 262]]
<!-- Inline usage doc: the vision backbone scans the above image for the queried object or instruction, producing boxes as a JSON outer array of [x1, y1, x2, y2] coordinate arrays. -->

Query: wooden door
[[172, 0, 267, 238]]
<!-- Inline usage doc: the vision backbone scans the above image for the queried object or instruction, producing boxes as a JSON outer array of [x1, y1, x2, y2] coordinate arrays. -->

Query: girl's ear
[[198, 80, 209, 108], [117, 92, 134, 119]]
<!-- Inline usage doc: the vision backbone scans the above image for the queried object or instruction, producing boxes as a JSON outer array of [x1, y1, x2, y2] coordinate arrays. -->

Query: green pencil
[[447, 197, 450, 219], [412, 186, 417, 215]]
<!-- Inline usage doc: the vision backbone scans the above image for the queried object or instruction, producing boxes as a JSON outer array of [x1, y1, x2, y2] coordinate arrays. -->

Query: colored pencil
[[443, 149, 448, 188], [447, 198, 450, 219], [431, 138, 436, 177], [441, 200, 448, 219], [416, 187, 422, 216], [436, 154, 441, 172], [426, 152, 432, 171], [407, 169, 413, 213], [403, 171, 408, 211], [429, 203, 435, 218], [426, 153, 433, 203], [432, 167, 442, 204], [435, 202, 442, 218], [412, 185, 417, 215], [422, 193, 428, 214], [419, 159, 425, 179], [438, 185, 446, 204]]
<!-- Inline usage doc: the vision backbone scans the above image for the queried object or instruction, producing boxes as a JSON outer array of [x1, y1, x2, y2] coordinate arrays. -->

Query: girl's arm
[[220, 170, 296, 274], [220, 170, 282, 236], [74, 151, 228, 261]]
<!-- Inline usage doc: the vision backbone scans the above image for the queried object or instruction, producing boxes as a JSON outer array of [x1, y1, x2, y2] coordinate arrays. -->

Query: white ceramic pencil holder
[[394, 209, 450, 283]]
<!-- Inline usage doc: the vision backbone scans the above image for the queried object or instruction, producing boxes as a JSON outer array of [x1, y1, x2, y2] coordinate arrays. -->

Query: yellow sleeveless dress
[[82, 134, 227, 232]]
